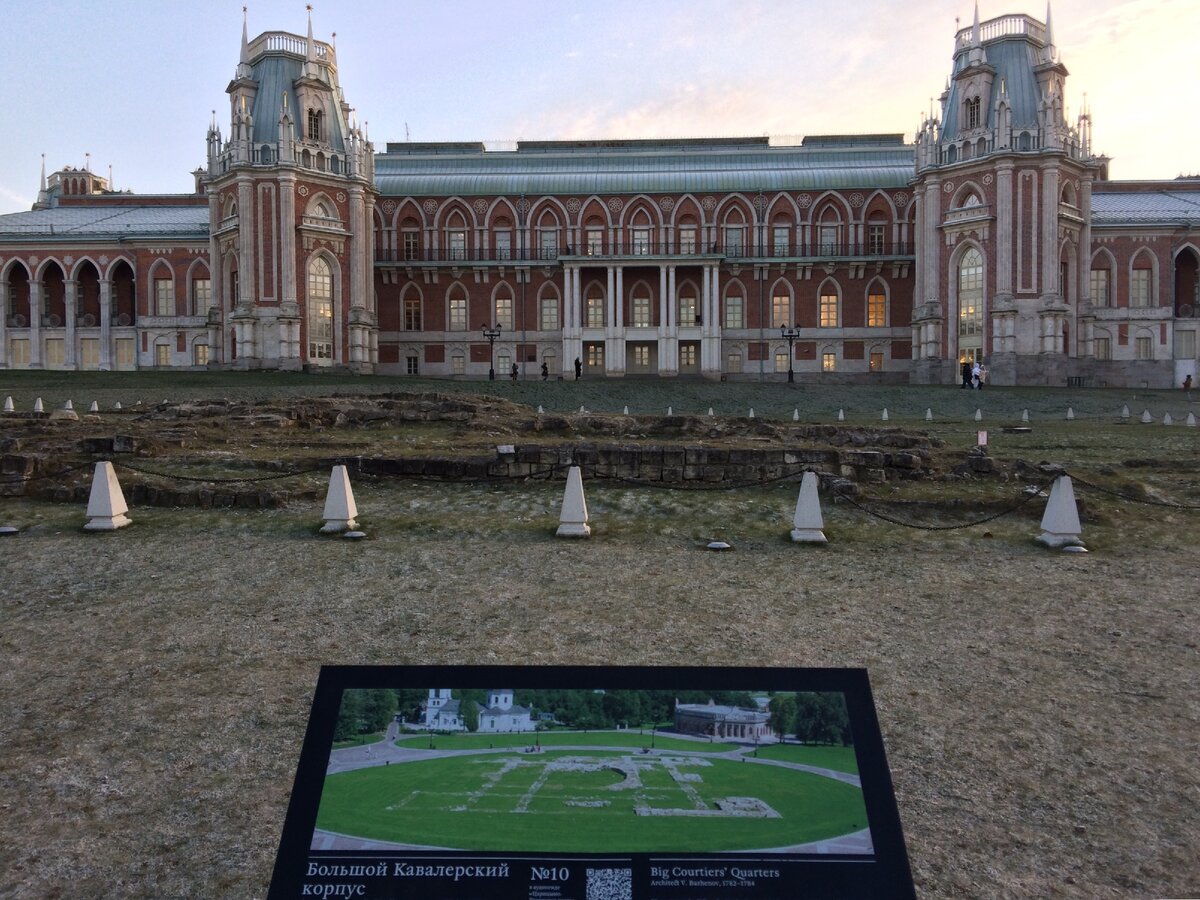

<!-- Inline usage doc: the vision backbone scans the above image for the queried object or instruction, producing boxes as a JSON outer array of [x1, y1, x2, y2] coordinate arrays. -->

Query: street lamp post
[[780, 324, 801, 383], [481, 323, 502, 381]]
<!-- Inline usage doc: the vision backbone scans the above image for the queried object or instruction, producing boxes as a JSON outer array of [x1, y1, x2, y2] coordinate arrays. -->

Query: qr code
[[586, 867, 632, 900]]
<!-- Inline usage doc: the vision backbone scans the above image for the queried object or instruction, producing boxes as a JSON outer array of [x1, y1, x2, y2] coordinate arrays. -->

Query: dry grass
[[1, 378, 1199, 898]]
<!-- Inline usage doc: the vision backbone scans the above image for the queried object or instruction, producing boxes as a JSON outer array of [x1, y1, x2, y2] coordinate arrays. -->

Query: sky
[[3, 0, 1197, 215]]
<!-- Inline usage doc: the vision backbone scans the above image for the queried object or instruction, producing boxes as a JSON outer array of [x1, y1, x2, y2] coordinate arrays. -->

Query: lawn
[[316, 751, 868, 852], [394, 730, 739, 753], [752, 743, 860, 774]]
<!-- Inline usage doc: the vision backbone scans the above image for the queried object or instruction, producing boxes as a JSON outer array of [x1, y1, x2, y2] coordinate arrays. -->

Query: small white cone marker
[[1163, 413, 1173, 426], [748, 408, 755, 418], [556, 466, 590, 538], [320, 465, 359, 533], [1141, 409, 1152, 423], [1121, 405, 1130, 419], [89, 401, 99, 413], [537, 405, 544, 414], [2, 396, 12, 413], [974, 409, 982, 421], [793, 408, 799, 421], [881, 408, 889, 422], [837, 409, 845, 422], [114, 401, 122, 410], [925, 408, 933, 422], [790, 471, 827, 544], [1066, 407, 1074, 420], [1022, 409, 1030, 423], [707, 407, 714, 417], [84, 461, 131, 531], [64, 400, 74, 411], [1036, 475, 1084, 549], [667, 406, 673, 416], [579, 405, 586, 414], [623, 405, 629, 415], [33, 398, 44, 413], [1187, 412, 1197, 427]]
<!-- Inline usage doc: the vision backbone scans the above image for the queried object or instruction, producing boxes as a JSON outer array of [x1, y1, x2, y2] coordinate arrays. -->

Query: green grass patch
[[332, 732, 386, 750], [752, 743, 859, 774], [316, 751, 867, 852], [394, 730, 739, 753]]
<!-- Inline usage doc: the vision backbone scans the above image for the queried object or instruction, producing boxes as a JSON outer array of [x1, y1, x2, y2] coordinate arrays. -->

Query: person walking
[[574, 357, 582, 380], [961, 360, 972, 389], [978, 363, 988, 389], [541, 361, 549, 381], [510, 362, 519, 381], [971, 361, 982, 389]]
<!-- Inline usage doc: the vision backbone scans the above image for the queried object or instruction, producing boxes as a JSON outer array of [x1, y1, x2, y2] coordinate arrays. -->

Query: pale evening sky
[[2, 0, 1196, 215]]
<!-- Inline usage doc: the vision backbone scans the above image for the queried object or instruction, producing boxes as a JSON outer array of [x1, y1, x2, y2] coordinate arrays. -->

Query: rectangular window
[[449, 297, 467, 331], [155, 344, 170, 366], [678, 227, 697, 255], [819, 292, 839, 328], [819, 225, 838, 255], [771, 294, 791, 328], [868, 224, 886, 255], [586, 229, 604, 256], [79, 338, 99, 369], [1094, 336, 1111, 360], [679, 344, 696, 366], [451, 354, 465, 375], [724, 294, 744, 329], [404, 297, 422, 331], [1131, 269, 1151, 308], [493, 231, 512, 260], [679, 293, 697, 326], [1175, 329, 1196, 359], [192, 278, 212, 316], [402, 231, 420, 260], [115, 338, 135, 369], [726, 351, 742, 373], [772, 226, 790, 257], [44, 337, 65, 367], [631, 228, 651, 255], [448, 230, 467, 261], [1090, 269, 1109, 307], [193, 343, 209, 366], [724, 226, 745, 256], [1135, 336, 1153, 360], [406, 355, 419, 375], [540, 297, 559, 331], [586, 295, 604, 328], [632, 295, 651, 327], [869, 350, 884, 371], [822, 351, 837, 372], [633, 345, 650, 367], [154, 278, 174, 316], [495, 295, 513, 330], [867, 292, 886, 327], [539, 229, 559, 260], [586, 344, 604, 367], [774, 351, 789, 373]]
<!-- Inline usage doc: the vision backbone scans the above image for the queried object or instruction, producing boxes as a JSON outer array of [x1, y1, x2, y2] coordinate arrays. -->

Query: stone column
[[99, 281, 112, 370], [0, 283, 8, 367], [28, 282, 42, 368], [64, 279, 77, 368]]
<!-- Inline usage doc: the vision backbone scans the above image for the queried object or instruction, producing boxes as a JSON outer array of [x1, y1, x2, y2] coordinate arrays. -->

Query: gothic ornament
[[423, 199, 438, 215], [796, 193, 812, 208], [473, 199, 489, 215], [607, 197, 624, 213], [849, 192, 865, 208]]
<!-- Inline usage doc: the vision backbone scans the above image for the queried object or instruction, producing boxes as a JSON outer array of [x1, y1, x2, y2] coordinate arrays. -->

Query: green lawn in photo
[[752, 743, 860, 774], [332, 732, 386, 750], [394, 730, 739, 753], [316, 751, 868, 852]]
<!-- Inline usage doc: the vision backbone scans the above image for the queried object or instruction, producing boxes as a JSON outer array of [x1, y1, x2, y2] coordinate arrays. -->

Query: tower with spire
[[911, 3, 1103, 385], [201, 6, 377, 371]]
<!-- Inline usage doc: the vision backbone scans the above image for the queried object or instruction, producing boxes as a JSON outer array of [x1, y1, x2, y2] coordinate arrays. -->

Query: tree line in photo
[[333, 687, 850, 745]]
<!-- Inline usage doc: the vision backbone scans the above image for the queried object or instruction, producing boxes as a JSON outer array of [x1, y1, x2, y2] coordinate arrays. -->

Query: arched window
[[539, 286, 560, 331], [307, 108, 322, 141], [724, 286, 744, 329], [867, 284, 887, 327], [966, 96, 982, 130], [585, 285, 605, 327], [630, 282, 652, 327], [494, 284, 514, 329], [771, 286, 791, 328], [819, 284, 840, 328], [958, 248, 984, 362], [818, 208, 841, 255], [307, 257, 334, 364], [678, 284, 698, 326], [447, 284, 468, 331]]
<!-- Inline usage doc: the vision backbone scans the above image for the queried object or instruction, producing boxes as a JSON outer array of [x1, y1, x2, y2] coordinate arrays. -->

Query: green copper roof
[[373, 138, 916, 197]]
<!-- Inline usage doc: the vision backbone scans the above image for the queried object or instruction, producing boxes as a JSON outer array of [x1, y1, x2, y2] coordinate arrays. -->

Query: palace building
[[1, 8, 1197, 388]]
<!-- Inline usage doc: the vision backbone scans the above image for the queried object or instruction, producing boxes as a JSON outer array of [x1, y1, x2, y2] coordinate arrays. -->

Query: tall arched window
[[958, 248, 984, 362], [586, 285, 605, 327], [307, 257, 334, 363], [307, 108, 322, 141]]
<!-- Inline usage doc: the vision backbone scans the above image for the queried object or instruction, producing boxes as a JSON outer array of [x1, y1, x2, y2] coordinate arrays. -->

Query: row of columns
[[0, 281, 117, 369]]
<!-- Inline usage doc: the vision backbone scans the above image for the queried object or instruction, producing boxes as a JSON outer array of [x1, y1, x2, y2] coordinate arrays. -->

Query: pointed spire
[[1044, 1, 1057, 61], [306, 4, 316, 62], [39, 154, 46, 191], [239, 6, 249, 64], [971, 0, 981, 47]]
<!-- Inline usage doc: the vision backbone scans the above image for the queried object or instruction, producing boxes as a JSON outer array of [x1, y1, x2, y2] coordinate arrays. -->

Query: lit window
[[1175, 330, 1196, 359], [586, 344, 604, 367], [633, 345, 650, 367], [586, 290, 605, 327], [819, 291, 839, 328], [772, 293, 791, 328], [448, 230, 467, 261], [679, 292, 697, 326], [1131, 268, 1152, 308], [540, 297, 559, 331], [1094, 336, 1111, 360], [586, 229, 603, 256], [868, 223, 885, 255], [1090, 268, 1109, 307], [402, 231, 420, 260], [726, 351, 742, 373], [404, 296, 422, 331], [631, 228, 651, 255], [448, 288, 468, 331], [494, 231, 512, 260], [192, 278, 212, 316], [959, 248, 984, 337], [193, 343, 209, 366], [679, 344, 696, 366], [154, 277, 174, 316], [822, 352, 837, 372], [772, 226, 790, 257], [307, 257, 334, 361], [867, 291, 886, 327], [678, 227, 697, 254], [495, 293, 513, 330], [451, 354, 465, 375], [155, 343, 170, 366], [725, 293, 744, 329], [1135, 335, 1153, 359], [869, 350, 884, 371], [724, 226, 745, 256], [774, 351, 789, 373], [632, 292, 651, 327], [406, 354, 419, 375], [539, 229, 559, 260]]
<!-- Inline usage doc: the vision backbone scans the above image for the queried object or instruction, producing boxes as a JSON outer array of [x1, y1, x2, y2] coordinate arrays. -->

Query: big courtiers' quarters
[[1, 7, 1197, 388]]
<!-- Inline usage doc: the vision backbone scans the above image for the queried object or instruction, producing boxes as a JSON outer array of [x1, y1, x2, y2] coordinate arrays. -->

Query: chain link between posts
[[1065, 472, 1200, 510]]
